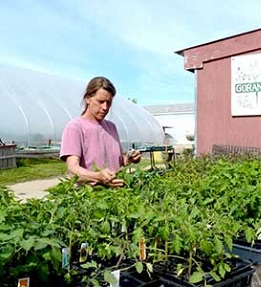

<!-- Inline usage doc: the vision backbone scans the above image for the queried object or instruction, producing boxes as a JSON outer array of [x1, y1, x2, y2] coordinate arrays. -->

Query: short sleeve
[[60, 120, 82, 161]]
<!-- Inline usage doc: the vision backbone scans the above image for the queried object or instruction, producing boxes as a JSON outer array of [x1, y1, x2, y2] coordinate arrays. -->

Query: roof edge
[[174, 27, 261, 55]]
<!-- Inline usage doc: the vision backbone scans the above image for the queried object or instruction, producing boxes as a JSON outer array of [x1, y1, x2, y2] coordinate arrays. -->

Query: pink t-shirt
[[60, 117, 123, 172]]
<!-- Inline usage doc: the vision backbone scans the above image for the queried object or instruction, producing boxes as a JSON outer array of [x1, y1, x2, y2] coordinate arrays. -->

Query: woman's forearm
[[68, 163, 102, 183], [66, 156, 102, 184]]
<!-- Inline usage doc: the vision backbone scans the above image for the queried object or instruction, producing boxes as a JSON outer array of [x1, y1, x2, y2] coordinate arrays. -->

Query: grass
[[0, 158, 67, 186], [0, 157, 155, 186]]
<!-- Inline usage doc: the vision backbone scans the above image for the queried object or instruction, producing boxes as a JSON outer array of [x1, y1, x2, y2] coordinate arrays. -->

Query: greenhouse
[[0, 64, 165, 151]]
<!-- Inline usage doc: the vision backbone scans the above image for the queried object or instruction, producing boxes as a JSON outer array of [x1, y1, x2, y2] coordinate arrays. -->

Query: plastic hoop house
[[0, 64, 165, 151]]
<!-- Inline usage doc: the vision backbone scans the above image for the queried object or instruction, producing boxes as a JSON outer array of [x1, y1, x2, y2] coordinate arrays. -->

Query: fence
[[0, 144, 17, 169], [212, 144, 261, 156]]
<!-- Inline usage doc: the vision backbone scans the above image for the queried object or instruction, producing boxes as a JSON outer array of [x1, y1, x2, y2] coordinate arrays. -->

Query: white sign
[[231, 54, 261, 116]]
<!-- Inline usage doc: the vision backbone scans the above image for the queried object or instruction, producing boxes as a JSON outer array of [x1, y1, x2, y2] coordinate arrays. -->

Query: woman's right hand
[[99, 168, 125, 187], [99, 168, 116, 185], [108, 178, 125, 187]]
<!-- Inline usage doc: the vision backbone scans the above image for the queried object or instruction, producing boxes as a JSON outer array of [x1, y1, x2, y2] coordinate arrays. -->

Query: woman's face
[[85, 88, 113, 121]]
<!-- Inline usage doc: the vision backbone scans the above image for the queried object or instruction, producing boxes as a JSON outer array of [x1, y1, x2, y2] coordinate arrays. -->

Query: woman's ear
[[85, 95, 91, 105]]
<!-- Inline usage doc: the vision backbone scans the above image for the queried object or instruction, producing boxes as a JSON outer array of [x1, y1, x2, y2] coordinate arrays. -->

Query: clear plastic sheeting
[[107, 96, 165, 151], [0, 64, 165, 150], [0, 64, 83, 147]]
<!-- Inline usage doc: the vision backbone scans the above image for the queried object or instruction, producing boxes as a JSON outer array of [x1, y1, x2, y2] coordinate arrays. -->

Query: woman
[[60, 76, 141, 187]]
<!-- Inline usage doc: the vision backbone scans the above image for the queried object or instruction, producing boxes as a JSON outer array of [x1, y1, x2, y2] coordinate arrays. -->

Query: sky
[[0, 0, 261, 106]]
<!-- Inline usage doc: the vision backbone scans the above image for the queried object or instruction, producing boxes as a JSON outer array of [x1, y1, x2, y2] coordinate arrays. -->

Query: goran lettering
[[235, 82, 261, 93]]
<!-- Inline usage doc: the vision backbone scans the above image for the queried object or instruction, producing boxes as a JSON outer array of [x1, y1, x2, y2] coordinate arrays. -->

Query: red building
[[176, 28, 261, 155]]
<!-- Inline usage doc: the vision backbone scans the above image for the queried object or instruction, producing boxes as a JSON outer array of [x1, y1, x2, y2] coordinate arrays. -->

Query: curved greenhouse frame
[[0, 64, 165, 151]]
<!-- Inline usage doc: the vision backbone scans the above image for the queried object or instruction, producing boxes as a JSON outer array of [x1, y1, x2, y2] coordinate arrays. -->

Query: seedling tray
[[154, 258, 254, 287], [121, 272, 181, 287], [232, 236, 261, 264]]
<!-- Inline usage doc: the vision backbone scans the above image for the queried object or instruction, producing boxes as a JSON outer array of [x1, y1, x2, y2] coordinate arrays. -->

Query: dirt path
[[7, 177, 62, 201]]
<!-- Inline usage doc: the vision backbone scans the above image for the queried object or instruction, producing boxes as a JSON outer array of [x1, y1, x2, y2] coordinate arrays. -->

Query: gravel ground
[[8, 177, 62, 201]]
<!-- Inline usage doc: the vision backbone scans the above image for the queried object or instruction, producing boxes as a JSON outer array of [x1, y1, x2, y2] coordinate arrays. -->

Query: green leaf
[[256, 227, 261, 240], [80, 260, 98, 269], [224, 262, 231, 273], [135, 261, 143, 273], [91, 279, 100, 287], [218, 263, 226, 278], [64, 272, 72, 283], [104, 270, 117, 284], [189, 271, 204, 283], [132, 227, 143, 243], [245, 227, 253, 242], [172, 234, 182, 254], [0, 210, 8, 223], [21, 237, 36, 252], [51, 246, 62, 261], [214, 236, 223, 254], [146, 262, 153, 273], [100, 220, 110, 233], [0, 244, 14, 260], [43, 238, 61, 248], [210, 270, 221, 282], [42, 250, 51, 261], [0, 232, 10, 241], [0, 224, 12, 231], [8, 228, 24, 240], [34, 238, 48, 250]]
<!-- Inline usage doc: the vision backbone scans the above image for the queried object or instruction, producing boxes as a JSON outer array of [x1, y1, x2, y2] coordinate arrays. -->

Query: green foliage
[[1, 155, 261, 285]]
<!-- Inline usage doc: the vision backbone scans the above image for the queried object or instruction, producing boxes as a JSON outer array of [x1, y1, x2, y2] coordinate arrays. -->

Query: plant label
[[139, 237, 146, 261], [110, 270, 120, 287], [79, 242, 88, 263], [62, 247, 69, 268], [18, 277, 30, 287]]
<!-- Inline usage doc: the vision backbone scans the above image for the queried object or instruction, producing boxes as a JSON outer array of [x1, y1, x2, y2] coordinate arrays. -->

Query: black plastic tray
[[154, 258, 254, 287], [232, 236, 261, 263]]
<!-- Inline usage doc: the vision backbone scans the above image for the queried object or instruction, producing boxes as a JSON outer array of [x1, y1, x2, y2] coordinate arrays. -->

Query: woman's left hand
[[124, 149, 141, 165], [130, 150, 141, 163]]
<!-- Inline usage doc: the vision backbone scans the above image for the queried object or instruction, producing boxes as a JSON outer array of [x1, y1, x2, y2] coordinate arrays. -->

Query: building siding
[[176, 29, 261, 155], [143, 103, 195, 145]]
